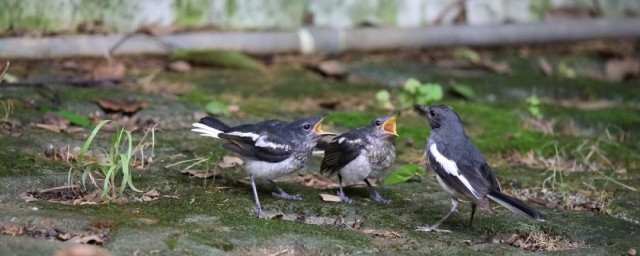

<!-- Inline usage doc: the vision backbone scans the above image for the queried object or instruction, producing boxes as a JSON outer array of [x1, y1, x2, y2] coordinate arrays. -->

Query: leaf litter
[[0, 219, 114, 247]]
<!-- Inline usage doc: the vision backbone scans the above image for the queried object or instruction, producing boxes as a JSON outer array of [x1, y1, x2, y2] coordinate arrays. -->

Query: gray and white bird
[[414, 105, 545, 232], [191, 114, 332, 218], [320, 113, 398, 204]]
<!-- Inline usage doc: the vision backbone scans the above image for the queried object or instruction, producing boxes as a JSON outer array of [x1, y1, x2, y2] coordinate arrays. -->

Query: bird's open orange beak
[[381, 113, 398, 136], [313, 116, 333, 135]]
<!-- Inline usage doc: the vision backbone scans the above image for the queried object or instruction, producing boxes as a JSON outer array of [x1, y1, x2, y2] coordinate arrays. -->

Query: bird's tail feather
[[488, 191, 546, 221], [191, 117, 230, 139]]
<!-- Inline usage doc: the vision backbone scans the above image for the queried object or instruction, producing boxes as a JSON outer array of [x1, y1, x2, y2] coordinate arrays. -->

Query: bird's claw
[[337, 190, 354, 204], [415, 225, 451, 233], [271, 191, 303, 200], [256, 208, 268, 219], [371, 193, 391, 205]]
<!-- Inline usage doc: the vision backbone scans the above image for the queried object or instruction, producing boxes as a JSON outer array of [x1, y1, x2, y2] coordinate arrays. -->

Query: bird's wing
[[219, 130, 292, 163], [427, 143, 492, 201], [320, 131, 365, 175]]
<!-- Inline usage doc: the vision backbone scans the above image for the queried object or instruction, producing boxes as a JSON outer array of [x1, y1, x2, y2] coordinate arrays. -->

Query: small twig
[[0, 61, 9, 81], [268, 249, 289, 256]]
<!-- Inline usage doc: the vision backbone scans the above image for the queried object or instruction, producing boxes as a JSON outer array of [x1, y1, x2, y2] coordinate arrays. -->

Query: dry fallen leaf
[[95, 98, 149, 114], [93, 61, 126, 80], [218, 156, 243, 168], [359, 228, 401, 238], [142, 189, 160, 201], [316, 60, 348, 78], [69, 234, 105, 245], [180, 169, 218, 179], [605, 58, 640, 82], [167, 60, 192, 73], [291, 173, 339, 189], [537, 57, 554, 76], [20, 193, 39, 202], [319, 193, 342, 202]]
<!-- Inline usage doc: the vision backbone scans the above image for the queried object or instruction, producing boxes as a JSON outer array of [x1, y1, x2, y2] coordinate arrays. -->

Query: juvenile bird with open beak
[[320, 113, 398, 204], [414, 105, 545, 232], [192, 114, 333, 218]]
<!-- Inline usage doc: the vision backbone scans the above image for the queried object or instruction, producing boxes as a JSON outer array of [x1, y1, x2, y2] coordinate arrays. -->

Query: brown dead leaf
[[69, 234, 105, 245], [81, 190, 104, 204], [1, 225, 26, 236], [180, 169, 218, 179], [36, 123, 63, 133], [141, 189, 160, 201], [319, 193, 342, 202], [605, 58, 640, 82], [167, 60, 192, 73], [95, 98, 149, 114], [290, 173, 339, 189], [218, 156, 244, 168], [537, 57, 554, 76], [359, 228, 401, 239], [20, 192, 39, 202], [93, 61, 126, 80], [315, 60, 348, 78]]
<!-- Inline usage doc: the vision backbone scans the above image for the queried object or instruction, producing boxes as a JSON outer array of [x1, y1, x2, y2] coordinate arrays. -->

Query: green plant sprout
[[68, 120, 156, 200], [526, 94, 543, 119], [376, 78, 444, 110]]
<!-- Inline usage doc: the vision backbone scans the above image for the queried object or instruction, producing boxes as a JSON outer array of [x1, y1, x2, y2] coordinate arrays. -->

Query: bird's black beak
[[313, 113, 333, 136], [381, 112, 398, 137], [414, 105, 429, 116]]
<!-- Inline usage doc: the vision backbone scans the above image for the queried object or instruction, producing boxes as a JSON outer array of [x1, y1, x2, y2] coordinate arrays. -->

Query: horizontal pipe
[[0, 18, 639, 59]]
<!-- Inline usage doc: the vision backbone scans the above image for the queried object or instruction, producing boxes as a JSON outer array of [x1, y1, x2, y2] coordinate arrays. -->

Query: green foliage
[[56, 110, 92, 127], [450, 84, 475, 100], [526, 95, 543, 119], [383, 164, 424, 185], [375, 78, 444, 110], [205, 99, 229, 116], [170, 50, 262, 70], [69, 120, 154, 200], [453, 47, 481, 62]]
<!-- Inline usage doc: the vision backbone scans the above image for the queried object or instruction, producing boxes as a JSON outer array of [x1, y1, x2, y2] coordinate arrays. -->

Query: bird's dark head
[[414, 104, 461, 130], [288, 113, 334, 140], [368, 112, 398, 139]]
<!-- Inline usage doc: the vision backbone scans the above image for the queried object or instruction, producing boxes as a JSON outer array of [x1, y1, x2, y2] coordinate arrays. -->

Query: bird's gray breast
[[365, 139, 396, 175]]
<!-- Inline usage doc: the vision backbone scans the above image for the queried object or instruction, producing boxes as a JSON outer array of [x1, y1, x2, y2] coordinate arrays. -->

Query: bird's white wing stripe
[[191, 123, 223, 139], [255, 136, 290, 151], [429, 144, 480, 198], [226, 131, 260, 141]]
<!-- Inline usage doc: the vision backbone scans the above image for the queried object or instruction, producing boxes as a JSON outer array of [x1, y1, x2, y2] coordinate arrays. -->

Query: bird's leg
[[469, 203, 477, 228], [270, 180, 303, 200], [336, 174, 354, 204], [416, 198, 459, 233], [250, 175, 268, 219], [364, 179, 391, 205]]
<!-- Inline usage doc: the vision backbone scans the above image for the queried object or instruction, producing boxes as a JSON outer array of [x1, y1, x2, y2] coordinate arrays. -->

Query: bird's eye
[[375, 120, 382, 126], [428, 110, 435, 117], [303, 124, 311, 130]]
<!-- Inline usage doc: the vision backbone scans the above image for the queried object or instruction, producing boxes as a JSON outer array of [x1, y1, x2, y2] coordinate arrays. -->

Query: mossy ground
[[1, 50, 639, 255]]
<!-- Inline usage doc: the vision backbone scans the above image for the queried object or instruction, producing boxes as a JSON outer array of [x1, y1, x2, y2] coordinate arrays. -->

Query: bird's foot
[[255, 208, 268, 219], [271, 191, 303, 200], [337, 190, 354, 204], [370, 192, 391, 205], [415, 225, 451, 233]]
